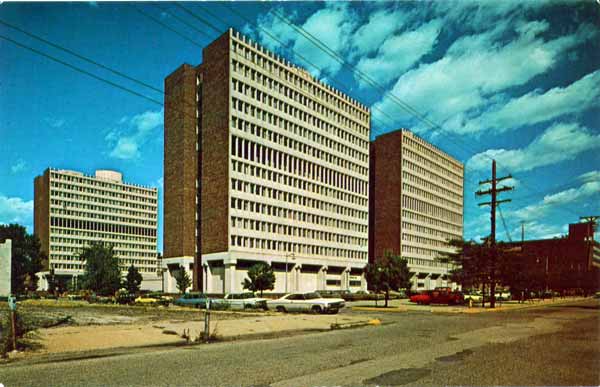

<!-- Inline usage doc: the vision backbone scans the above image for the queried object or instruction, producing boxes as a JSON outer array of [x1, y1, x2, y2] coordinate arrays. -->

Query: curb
[[351, 306, 408, 313]]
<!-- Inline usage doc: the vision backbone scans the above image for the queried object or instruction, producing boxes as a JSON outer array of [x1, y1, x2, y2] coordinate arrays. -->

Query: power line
[[0, 33, 164, 107], [190, 2, 400, 137], [0, 18, 163, 96], [153, 3, 215, 40], [131, 4, 205, 49], [255, 4, 585, 220]]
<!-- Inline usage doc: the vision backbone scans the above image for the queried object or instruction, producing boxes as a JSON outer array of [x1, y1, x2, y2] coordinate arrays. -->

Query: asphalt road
[[1, 299, 598, 387]]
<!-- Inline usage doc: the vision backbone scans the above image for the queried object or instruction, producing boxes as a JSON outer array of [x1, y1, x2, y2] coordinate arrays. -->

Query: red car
[[410, 290, 464, 305]]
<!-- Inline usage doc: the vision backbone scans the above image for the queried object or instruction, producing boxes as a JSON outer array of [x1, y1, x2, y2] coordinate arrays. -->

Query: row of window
[[403, 159, 462, 193], [402, 210, 463, 234], [232, 116, 368, 176], [232, 159, 368, 210], [406, 257, 448, 269], [51, 181, 157, 204], [51, 171, 155, 197], [49, 261, 155, 273], [50, 197, 155, 214], [402, 172, 463, 203], [231, 216, 367, 247], [231, 74, 368, 150], [230, 197, 367, 234], [50, 217, 157, 237], [232, 97, 368, 163], [402, 244, 444, 259], [51, 203, 155, 221], [402, 222, 462, 243], [404, 148, 463, 182], [402, 233, 458, 249], [402, 184, 462, 212], [402, 196, 462, 225], [232, 136, 368, 196], [231, 33, 369, 125], [230, 235, 367, 260], [232, 178, 368, 221], [402, 134, 463, 174]]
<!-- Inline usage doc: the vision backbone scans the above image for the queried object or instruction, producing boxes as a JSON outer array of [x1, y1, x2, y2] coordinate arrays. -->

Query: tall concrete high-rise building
[[163, 29, 370, 294], [369, 129, 464, 290], [34, 168, 159, 289]]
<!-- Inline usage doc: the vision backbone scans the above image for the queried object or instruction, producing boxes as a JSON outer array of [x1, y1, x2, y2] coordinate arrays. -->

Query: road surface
[[1, 299, 598, 386]]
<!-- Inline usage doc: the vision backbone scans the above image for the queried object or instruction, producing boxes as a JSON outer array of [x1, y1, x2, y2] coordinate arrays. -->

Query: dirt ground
[[2, 300, 373, 358]]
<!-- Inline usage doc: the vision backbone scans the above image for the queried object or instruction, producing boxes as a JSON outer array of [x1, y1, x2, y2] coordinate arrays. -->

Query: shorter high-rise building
[[34, 168, 159, 290], [370, 129, 464, 290]]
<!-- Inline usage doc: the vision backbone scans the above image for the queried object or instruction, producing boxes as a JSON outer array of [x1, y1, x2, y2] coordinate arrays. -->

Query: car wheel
[[311, 305, 322, 314], [244, 304, 252, 310], [276, 306, 287, 313]]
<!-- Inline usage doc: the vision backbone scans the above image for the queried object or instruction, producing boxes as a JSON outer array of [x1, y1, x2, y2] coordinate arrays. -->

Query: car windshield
[[242, 293, 255, 299], [304, 292, 320, 299]]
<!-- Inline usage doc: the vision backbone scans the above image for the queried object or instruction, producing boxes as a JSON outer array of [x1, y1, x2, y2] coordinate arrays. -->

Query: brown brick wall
[[370, 131, 403, 263], [34, 170, 50, 269], [200, 31, 231, 254], [164, 64, 199, 259]]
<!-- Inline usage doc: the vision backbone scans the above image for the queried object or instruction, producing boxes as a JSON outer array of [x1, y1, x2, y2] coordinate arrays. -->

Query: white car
[[216, 292, 268, 310], [267, 292, 345, 314]]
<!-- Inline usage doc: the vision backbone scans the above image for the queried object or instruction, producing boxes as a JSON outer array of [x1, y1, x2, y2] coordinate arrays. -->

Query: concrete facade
[[34, 168, 160, 290], [370, 130, 464, 291], [0, 239, 11, 296], [164, 29, 370, 294]]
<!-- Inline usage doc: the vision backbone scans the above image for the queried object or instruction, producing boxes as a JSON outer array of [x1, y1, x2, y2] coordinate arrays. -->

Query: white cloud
[[350, 7, 412, 58], [467, 122, 600, 173], [355, 19, 442, 87], [251, 3, 358, 77], [512, 171, 600, 221], [455, 70, 600, 134], [46, 118, 65, 128], [372, 22, 596, 130], [0, 194, 33, 228], [10, 160, 26, 174], [107, 109, 163, 160], [578, 170, 600, 184]]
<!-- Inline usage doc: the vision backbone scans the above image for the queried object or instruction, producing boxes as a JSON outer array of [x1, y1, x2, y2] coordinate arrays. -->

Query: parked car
[[214, 292, 268, 310], [135, 292, 171, 306], [463, 291, 484, 303], [267, 292, 345, 314], [495, 290, 512, 301], [410, 289, 463, 305], [174, 292, 210, 308]]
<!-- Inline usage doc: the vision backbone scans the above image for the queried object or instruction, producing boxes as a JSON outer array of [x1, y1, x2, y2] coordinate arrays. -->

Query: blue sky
[[1, 1, 599, 251]]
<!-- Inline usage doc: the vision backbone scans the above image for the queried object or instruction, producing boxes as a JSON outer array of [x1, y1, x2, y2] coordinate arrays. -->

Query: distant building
[[369, 129, 464, 290], [504, 222, 600, 293], [34, 168, 160, 290], [0, 239, 11, 296], [163, 29, 370, 294]]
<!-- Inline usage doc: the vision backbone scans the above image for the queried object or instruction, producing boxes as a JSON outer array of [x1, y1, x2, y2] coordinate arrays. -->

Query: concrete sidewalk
[[350, 296, 591, 313]]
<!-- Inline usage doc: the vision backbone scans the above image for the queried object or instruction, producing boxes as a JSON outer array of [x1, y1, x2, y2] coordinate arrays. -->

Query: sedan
[[267, 292, 345, 314], [173, 292, 209, 308], [216, 292, 268, 310]]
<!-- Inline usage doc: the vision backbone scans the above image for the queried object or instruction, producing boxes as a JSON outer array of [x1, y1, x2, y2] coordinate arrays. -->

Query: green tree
[[80, 242, 121, 296], [174, 265, 191, 294], [124, 264, 143, 294], [242, 263, 275, 296], [0, 224, 45, 294], [365, 252, 411, 307]]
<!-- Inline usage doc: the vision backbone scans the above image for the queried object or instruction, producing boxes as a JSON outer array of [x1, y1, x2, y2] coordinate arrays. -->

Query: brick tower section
[[199, 32, 230, 254], [164, 64, 199, 264], [369, 131, 403, 263]]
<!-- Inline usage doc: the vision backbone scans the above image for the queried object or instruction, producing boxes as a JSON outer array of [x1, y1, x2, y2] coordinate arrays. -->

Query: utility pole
[[476, 160, 513, 308]]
